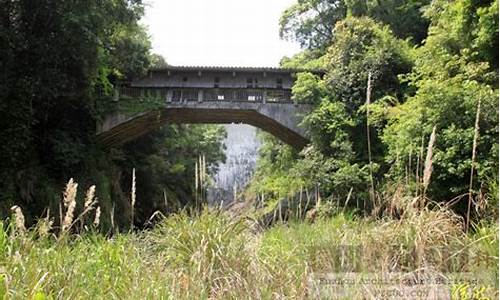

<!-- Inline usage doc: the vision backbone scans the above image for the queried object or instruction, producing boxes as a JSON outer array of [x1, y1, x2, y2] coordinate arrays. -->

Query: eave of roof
[[150, 65, 325, 74]]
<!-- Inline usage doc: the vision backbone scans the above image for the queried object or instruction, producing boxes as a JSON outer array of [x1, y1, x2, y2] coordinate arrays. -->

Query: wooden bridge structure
[[97, 66, 317, 150]]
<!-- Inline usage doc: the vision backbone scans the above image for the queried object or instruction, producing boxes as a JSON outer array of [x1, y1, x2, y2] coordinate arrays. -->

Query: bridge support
[[97, 101, 312, 151], [96, 65, 322, 150]]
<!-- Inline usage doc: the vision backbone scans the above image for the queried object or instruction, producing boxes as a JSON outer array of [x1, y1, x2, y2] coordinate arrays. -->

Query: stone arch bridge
[[96, 66, 317, 150]]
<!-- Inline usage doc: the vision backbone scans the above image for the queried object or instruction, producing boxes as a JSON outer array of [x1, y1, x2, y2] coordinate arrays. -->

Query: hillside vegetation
[[0, 1, 226, 227], [0, 0, 498, 298], [249, 0, 498, 229]]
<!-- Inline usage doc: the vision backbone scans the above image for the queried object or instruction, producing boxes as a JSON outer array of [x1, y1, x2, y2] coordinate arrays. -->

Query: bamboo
[[199, 155, 202, 204], [305, 188, 311, 213], [163, 188, 168, 209], [343, 187, 354, 212]]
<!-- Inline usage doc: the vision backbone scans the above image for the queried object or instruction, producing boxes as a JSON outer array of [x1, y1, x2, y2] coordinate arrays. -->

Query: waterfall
[[207, 124, 260, 205]]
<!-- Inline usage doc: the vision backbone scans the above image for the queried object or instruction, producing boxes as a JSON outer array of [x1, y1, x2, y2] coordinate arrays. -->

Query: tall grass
[[0, 178, 496, 299], [466, 99, 481, 233], [131, 168, 136, 229], [0, 202, 497, 299]]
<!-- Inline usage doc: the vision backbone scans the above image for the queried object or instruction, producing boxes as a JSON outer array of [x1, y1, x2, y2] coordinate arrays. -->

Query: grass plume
[[131, 168, 136, 229], [0, 179, 497, 299], [10, 205, 26, 233], [422, 125, 437, 201], [84, 185, 96, 210], [93, 206, 101, 227], [62, 178, 78, 232]]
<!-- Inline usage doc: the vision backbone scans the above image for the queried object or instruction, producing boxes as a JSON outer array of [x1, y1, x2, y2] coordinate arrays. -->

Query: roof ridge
[[150, 65, 324, 73]]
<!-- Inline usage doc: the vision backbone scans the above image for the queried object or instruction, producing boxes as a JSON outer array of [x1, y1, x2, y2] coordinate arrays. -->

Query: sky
[[141, 0, 302, 67]]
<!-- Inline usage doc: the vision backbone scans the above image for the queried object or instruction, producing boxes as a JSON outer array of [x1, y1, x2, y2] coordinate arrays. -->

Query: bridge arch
[[96, 66, 316, 150]]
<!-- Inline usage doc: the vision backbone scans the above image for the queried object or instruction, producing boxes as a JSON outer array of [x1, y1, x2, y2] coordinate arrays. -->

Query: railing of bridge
[[116, 87, 293, 103]]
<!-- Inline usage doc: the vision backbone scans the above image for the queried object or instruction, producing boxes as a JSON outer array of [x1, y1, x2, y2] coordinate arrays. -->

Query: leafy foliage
[[0, 1, 226, 225], [382, 0, 499, 200], [248, 133, 303, 200], [279, 0, 347, 50], [325, 17, 413, 110], [120, 125, 226, 222], [252, 17, 412, 208], [346, 0, 431, 43], [0, 0, 150, 211], [254, 0, 498, 219], [291, 72, 327, 104], [279, 0, 430, 52]]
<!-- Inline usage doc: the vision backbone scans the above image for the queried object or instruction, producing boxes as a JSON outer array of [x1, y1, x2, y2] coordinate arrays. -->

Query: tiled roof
[[151, 65, 324, 74]]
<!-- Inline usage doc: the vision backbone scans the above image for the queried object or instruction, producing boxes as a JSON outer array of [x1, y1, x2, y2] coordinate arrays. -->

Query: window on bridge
[[203, 90, 216, 101], [214, 77, 220, 88], [246, 78, 259, 88], [234, 90, 247, 100], [172, 90, 182, 101], [183, 90, 198, 101], [248, 91, 263, 101], [172, 89, 198, 102], [276, 78, 283, 89], [266, 90, 287, 102], [159, 88, 168, 99], [143, 89, 154, 97], [119, 87, 142, 98]]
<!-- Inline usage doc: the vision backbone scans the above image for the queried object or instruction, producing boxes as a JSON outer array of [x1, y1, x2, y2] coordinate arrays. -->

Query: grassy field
[[0, 206, 497, 299]]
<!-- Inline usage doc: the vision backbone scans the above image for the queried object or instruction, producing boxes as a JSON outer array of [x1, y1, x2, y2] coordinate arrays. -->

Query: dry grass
[[61, 178, 78, 232], [9, 206, 25, 233], [422, 125, 436, 196], [93, 206, 101, 226], [131, 168, 136, 229], [0, 205, 496, 299], [467, 99, 482, 233], [1, 179, 497, 299]]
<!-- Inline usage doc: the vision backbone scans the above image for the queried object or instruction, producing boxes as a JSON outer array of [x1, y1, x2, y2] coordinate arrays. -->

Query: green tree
[[291, 72, 327, 104], [249, 132, 302, 200], [0, 0, 149, 220], [279, 0, 430, 52], [324, 17, 413, 111], [346, 0, 431, 43], [259, 0, 498, 217], [120, 124, 226, 222], [311, 17, 413, 164], [252, 17, 413, 210], [382, 0, 499, 202], [280, 0, 347, 50]]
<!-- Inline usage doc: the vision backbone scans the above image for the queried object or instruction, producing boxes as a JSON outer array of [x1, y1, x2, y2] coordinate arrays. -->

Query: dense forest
[[249, 0, 499, 226], [0, 0, 498, 298], [0, 0, 226, 228]]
